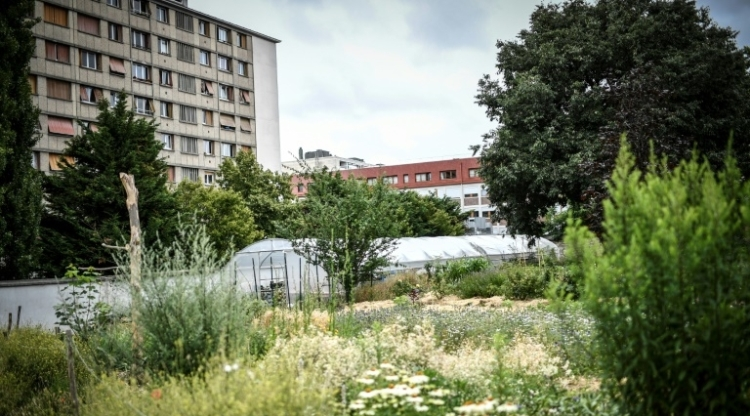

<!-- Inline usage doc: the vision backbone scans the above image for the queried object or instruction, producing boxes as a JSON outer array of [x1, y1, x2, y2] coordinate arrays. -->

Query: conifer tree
[[40, 91, 177, 277], [0, 0, 43, 280]]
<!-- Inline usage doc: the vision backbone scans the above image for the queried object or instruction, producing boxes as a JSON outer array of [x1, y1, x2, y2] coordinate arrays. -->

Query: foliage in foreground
[[0, 328, 89, 416], [0, 0, 43, 280], [476, 0, 750, 237], [566, 144, 750, 414]]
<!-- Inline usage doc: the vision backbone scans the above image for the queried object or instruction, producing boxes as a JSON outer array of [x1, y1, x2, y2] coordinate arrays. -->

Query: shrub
[[456, 262, 553, 300], [0, 328, 89, 416], [566, 144, 750, 414], [352, 271, 429, 302]]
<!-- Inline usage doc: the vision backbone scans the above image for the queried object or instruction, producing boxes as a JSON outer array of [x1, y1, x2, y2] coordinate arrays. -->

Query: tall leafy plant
[[565, 142, 750, 415]]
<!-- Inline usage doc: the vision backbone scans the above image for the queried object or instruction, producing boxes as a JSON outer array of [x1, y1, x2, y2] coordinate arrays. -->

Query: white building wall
[[252, 37, 281, 172]]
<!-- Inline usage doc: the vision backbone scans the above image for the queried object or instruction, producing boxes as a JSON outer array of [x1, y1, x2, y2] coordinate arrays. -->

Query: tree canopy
[[218, 150, 296, 238], [40, 92, 177, 276], [0, 0, 42, 279], [476, 0, 750, 237]]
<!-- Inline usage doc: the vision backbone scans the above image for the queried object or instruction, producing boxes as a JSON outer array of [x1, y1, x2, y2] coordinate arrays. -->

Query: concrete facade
[[30, 0, 282, 181]]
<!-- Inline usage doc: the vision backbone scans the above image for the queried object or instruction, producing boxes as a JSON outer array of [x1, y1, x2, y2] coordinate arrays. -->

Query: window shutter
[[79, 85, 88, 101], [240, 118, 252, 132], [78, 14, 100, 36], [47, 117, 75, 135], [219, 114, 235, 128], [109, 57, 126, 74]]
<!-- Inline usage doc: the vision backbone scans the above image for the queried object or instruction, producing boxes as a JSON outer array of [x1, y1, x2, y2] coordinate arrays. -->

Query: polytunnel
[[226, 235, 558, 303]]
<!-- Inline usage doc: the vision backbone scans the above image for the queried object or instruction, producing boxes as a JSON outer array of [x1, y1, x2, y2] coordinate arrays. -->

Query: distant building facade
[[30, 0, 282, 183], [281, 149, 375, 174], [292, 157, 504, 234]]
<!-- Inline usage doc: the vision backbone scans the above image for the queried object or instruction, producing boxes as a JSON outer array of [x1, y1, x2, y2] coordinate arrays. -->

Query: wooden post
[[119, 172, 143, 377], [64, 330, 80, 416], [6, 313, 11, 337], [16, 306, 21, 329]]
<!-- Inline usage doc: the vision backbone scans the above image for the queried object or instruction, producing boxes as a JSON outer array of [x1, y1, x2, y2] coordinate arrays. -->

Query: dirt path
[[351, 293, 547, 311]]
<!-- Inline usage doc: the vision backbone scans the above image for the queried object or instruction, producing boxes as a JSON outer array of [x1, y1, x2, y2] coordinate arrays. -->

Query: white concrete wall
[[252, 37, 282, 172]]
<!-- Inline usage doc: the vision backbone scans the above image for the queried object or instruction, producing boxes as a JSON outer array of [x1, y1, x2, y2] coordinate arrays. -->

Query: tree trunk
[[119, 173, 143, 378]]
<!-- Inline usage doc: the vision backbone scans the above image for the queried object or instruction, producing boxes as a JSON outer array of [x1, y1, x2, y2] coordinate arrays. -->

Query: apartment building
[[29, 0, 282, 184]]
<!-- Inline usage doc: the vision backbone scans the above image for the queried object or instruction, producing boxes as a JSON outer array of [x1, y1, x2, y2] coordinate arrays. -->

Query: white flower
[[379, 363, 395, 369], [429, 399, 445, 405], [496, 403, 519, 412], [415, 404, 430, 412], [223, 364, 232, 373], [407, 375, 430, 384], [364, 369, 381, 377], [349, 401, 366, 410], [359, 390, 378, 399], [357, 378, 375, 385], [406, 396, 424, 403], [428, 389, 451, 397], [385, 375, 400, 381]]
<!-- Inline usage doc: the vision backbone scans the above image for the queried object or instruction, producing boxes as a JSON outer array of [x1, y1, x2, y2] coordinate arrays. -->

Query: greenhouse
[[226, 235, 558, 302]]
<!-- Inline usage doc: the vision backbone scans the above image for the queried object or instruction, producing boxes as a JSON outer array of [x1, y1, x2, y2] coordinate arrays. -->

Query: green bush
[[0, 328, 89, 416], [566, 143, 750, 415], [437, 257, 490, 284], [456, 262, 553, 300]]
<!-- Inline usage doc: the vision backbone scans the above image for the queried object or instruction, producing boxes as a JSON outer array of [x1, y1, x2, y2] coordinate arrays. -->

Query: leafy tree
[[0, 0, 42, 280], [218, 150, 296, 237], [393, 191, 467, 237], [40, 91, 177, 277], [288, 171, 401, 302], [173, 181, 262, 258], [476, 0, 750, 237], [565, 142, 750, 415]]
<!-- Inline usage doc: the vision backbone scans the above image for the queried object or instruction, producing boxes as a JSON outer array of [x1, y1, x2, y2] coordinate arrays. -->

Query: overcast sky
[[191, 0, 749, 166]]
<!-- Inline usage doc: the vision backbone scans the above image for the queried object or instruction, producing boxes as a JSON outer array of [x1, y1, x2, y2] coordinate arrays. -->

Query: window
[[440, 170, 457, 180], [178, 74, 195, 93], [47, 116, 75, 136], [235, 33, 247, 48], [31, 152, 40, 170], [43, 3, 68, 27], [383, 176, 398, 185], [219, 114, 235, 130], [158, 38, 170, 55], [204, 140, 214, 155], [79, 85, 103, 104], [403, 174, 409, 183], [131, 30, 149, 49], [219, 84, 233, 101], [199, 50, 210, 66], [108, 22, 122, 41], [162, 133, 174, 150], [131, 0, 149, 16], [181, 137, 198, 154], [49, 153, 74, 171], [109, 57, 126, 75], [239, 89, 250, 104], [217, 55, 230, 72], [179, 105, 197, 123], [132, 63, 151, 81], [176, 42, 194, 62], [77, 14, 100, 36], [201, 80, 214, 96], [28, 75, 37, 95], [175, 11, 193, 32], [109, 91, 122, 107], [204, 173, 214, 185], [160, 101, 172, 118], [134, 96, 154, 115], [80, 50, 99, 70], [237, 61, 247, 76], [46, 78, 71, 101], [198, 20, 208, 36], [468, 168, 479, 178], [45, 41, 70, 63], [182, 167, 199, 182], [221, 143, 235, 157], [202, 110, 213, 125], [217, 26, 229, 43], [415, 172, 431, 182], [156, 6, 168, 23], [160, 69, 172, 86], [366, 178, 376, 185], [297, 183, 304, 193], [107, 0, 120, 8], [239, 118, 252, 133], [83, 121, 99, 133]]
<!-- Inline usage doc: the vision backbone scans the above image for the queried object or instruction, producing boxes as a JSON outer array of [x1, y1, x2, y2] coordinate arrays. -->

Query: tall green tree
[[393, 191, 468, 237], [173, 181, 262, 258], [0, 0, 42, 280], [476, 0, 750, 237], [288, 171, 401, 302], [218, 150, 296, 237], [40, 92, 177, 277]]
